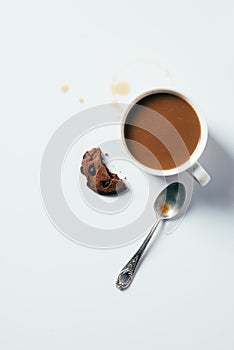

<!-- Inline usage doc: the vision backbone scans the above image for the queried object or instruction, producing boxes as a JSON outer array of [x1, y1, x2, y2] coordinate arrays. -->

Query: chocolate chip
[[102, 180, 110, 188], [89, 165, 96, 176], [82, 153, 86, 159], [80, 166, 83, 174]]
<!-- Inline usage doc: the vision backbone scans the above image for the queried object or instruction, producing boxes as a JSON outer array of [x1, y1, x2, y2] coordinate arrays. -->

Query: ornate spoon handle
[[116, 218, 162, 290]]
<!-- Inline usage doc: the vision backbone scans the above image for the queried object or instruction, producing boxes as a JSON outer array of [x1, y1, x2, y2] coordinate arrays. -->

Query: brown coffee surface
[[124, 93, 201, 170]]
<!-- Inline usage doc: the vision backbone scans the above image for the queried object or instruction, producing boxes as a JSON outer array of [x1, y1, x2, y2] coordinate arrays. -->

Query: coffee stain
[[111, 81, 130, 114], [111, 60, 175, 90], [79, 98, 84, 103], [111, 96, 121, 110], [61, 85, 69, 93], [110, 60, 175, 117], [162, 203, 170, 215], [111, 81, 130, 96]]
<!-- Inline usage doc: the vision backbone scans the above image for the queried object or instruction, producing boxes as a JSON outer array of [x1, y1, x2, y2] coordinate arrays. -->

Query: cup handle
[[187, 161, 211, 186]]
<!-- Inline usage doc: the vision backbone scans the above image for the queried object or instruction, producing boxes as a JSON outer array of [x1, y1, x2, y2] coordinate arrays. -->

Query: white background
[[1, 0, 234, 349]]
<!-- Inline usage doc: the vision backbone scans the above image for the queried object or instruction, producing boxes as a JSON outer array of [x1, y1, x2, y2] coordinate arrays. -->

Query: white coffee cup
[[121, 89, 211, 186]]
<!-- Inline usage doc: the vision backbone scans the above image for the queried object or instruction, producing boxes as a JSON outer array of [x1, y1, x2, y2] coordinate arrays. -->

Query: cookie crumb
[[79, 98, 84, 103], [105, 153, 109, 156]]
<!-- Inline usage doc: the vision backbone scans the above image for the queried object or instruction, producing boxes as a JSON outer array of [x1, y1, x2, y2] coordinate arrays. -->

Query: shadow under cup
[[122, 90, 210, 185]]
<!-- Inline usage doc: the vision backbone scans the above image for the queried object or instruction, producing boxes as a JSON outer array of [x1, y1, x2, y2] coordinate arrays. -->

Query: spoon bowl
[[155, 182, 186, 220]]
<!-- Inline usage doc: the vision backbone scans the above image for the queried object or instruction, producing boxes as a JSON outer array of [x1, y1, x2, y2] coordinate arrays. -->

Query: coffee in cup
[[122, 90, 210, 186]]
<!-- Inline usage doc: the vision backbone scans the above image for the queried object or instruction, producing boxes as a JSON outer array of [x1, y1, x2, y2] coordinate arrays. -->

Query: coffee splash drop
[[61, 85, 69, 93]]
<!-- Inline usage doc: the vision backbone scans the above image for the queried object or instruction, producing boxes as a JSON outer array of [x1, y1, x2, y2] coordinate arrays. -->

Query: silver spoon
[[116, 182, 186, 290]]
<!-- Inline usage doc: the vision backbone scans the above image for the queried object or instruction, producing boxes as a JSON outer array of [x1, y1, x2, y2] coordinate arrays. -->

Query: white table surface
[[1, 0, 234, 349]]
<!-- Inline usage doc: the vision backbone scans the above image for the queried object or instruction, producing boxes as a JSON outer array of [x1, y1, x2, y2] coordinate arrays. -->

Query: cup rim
[[121, 88, 208, 176]]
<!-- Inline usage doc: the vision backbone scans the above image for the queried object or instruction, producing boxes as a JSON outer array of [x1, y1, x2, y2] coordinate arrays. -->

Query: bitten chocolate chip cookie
[[80, 148, 126, 195]]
